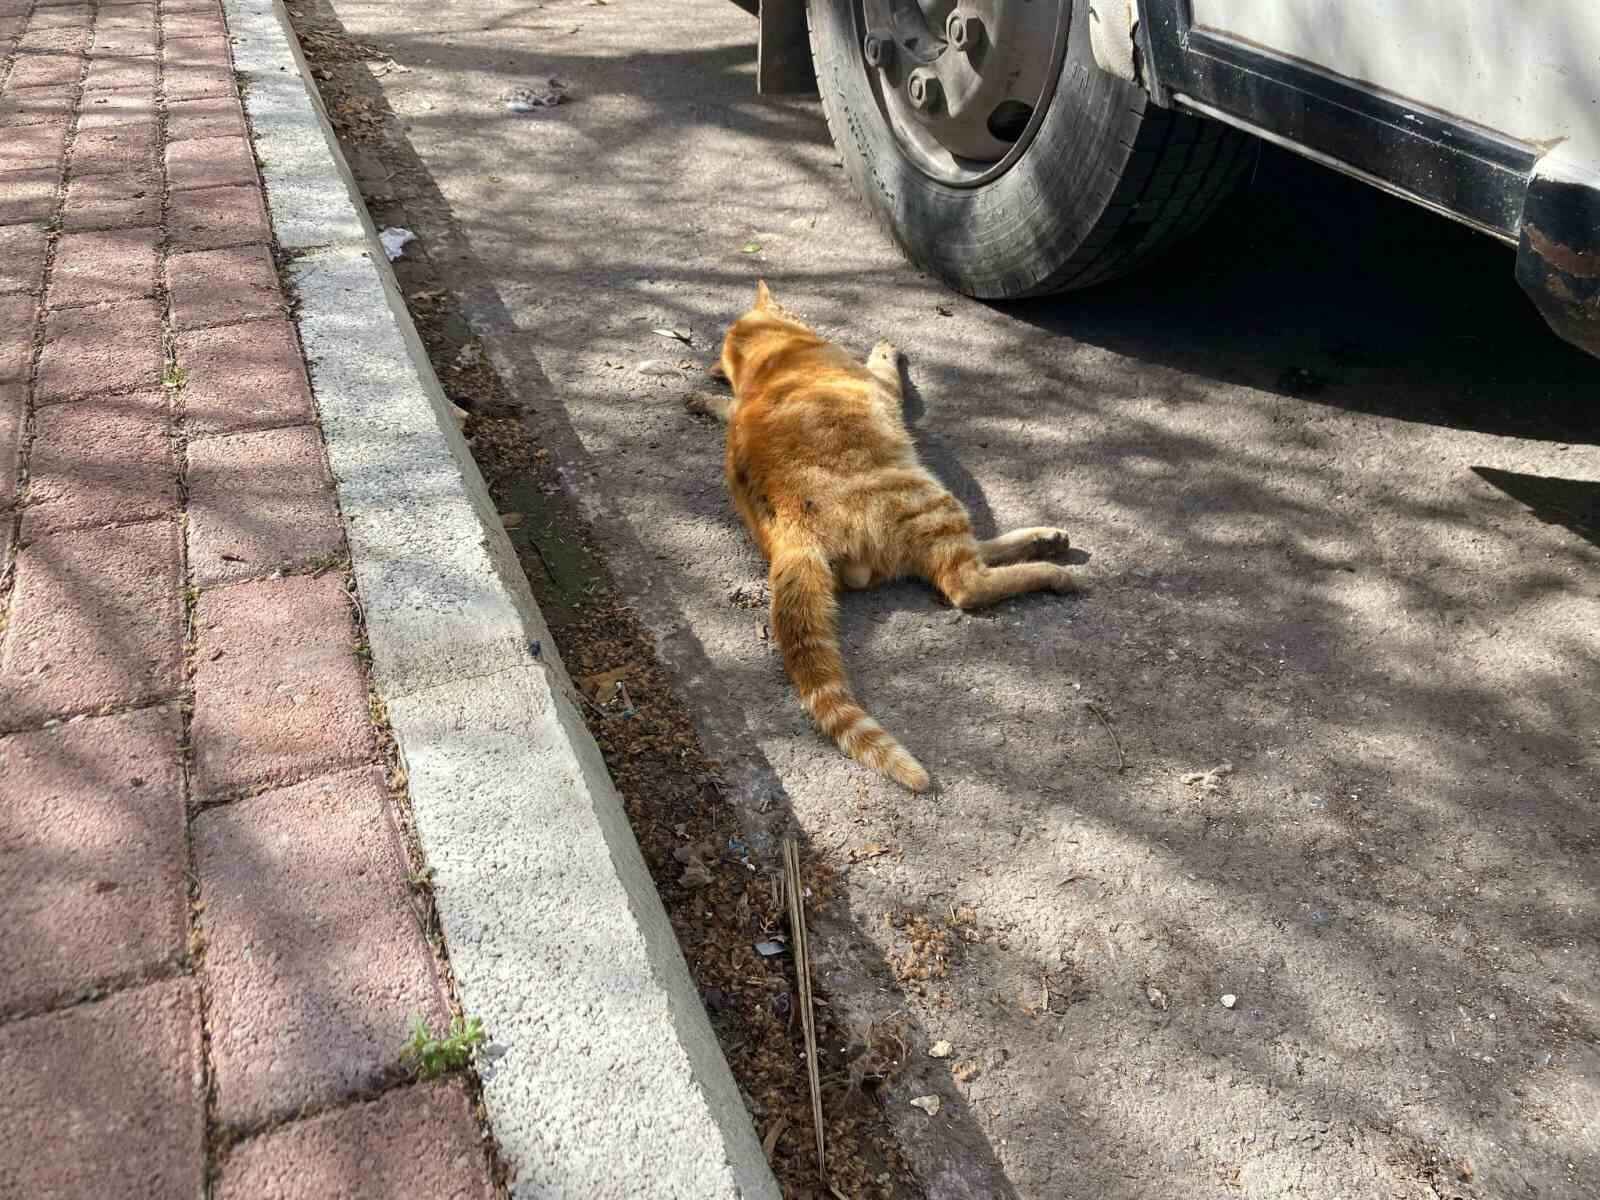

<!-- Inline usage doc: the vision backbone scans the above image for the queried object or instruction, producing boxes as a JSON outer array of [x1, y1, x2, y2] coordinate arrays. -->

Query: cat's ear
[[754, 279, 773, 309]]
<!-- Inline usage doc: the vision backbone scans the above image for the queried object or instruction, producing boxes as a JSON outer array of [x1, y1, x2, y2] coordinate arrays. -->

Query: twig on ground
[[1084, 701, 1126, 772], [784, 837, 826, 1183]]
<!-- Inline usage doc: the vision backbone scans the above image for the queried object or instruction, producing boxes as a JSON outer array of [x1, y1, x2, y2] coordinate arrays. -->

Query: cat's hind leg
[[866, 340, 906, 405], [929, 548, 1076, 610], [978, 527, 1072, 564], [685, 391, 735, 422]]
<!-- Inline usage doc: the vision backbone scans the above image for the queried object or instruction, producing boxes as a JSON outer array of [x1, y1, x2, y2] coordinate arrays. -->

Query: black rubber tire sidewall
[[809, 0, 1157, 298]]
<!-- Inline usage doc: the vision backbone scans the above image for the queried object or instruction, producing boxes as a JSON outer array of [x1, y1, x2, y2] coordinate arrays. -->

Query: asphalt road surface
[[303, 1, 1599, 1195]]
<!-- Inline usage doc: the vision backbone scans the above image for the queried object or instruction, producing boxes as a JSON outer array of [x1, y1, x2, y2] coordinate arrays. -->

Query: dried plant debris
[[1182, 762, 1235, 795]]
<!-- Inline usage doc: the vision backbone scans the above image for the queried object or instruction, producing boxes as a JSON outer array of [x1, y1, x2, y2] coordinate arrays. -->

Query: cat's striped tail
[[768, 546, 930, 792]]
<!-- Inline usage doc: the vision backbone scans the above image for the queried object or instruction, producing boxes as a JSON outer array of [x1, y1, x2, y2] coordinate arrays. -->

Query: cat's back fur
[[698, 282, 1075, 791]]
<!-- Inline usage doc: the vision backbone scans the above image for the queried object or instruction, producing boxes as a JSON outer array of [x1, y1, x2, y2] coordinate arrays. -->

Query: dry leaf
[[928, 1039, 953, 1058], [910, 1094, 941, 1116]]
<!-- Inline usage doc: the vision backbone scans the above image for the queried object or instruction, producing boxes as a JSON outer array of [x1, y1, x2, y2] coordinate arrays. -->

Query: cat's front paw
[[1049, 566, 1080, 594]]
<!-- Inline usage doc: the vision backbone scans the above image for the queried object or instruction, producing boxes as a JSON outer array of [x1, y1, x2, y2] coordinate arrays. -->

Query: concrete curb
[[223, 2, 779, 1195]]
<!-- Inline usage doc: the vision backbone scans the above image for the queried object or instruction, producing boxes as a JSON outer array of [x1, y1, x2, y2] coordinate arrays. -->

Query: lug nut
[[863, 32, 892, 68], [946, 8, 983, 50], [907, 68, 941, 111]]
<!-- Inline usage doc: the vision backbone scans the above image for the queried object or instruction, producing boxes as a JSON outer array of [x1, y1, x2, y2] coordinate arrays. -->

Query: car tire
[[806, 0, 1256, 298]]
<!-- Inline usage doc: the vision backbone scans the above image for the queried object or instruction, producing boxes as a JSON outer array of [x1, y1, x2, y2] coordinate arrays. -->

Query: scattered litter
[[673, 839, 717, 889], [636, 359, 682, 377], [1183, 762, 1234, 794], [754, 939, 787, 957], [378, 226, 415, 260], [679, 860, 714, 888], [504, 78, 568, 112], [1221, 993, 1238, 1009], [928, 1040, 953, 1059], [576, 665, 630, 705], [499, 511, 524, 529], [652, 327, 692, 345], [1147, 985, 1169, 1011], [910, 1094, 941, 1116], [740, 242, 762, 254], [953, 1061, 980, 1083]]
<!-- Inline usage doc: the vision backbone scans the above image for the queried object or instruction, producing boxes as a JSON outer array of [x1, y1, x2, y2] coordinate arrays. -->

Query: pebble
[[910, 1094, 941, 1116], [1221, 993, 1238, 1009]]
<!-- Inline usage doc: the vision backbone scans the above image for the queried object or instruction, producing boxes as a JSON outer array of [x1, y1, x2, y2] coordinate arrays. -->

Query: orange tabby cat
[[691, 282, 1076, 792]]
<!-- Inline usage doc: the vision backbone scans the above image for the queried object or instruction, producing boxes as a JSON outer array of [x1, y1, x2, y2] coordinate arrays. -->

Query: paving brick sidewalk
[[0, 2, 497, 1195]]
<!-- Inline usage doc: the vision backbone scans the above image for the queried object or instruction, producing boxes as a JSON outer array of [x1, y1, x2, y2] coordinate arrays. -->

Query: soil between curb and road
[[222, 0, 778, 1196]]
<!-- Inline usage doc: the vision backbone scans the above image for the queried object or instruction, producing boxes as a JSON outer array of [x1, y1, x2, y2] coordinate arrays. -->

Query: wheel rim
[[857, 0, 1070, 188]]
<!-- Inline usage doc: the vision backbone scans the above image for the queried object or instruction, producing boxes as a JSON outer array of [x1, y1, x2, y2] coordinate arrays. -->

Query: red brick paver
[[24, 388, 177, 534], [69, 119, 161, 176], [0, 707, 187, 1015], [163, 32, 230, 67], [0, 222, 48, 293], [35, 297, 163, 399], [5, 51, 81, 90], [166, 92, 246, 141], [0, 164, 61, 223], [219, 1080, 497, 1200], [47, 225, 161, 306], [191, 573, 376, 797], [0, 1, 493, 1191], [0, 981, 205, 1199], [0, 520, 183, 723], [92, 22, 159, 57], [0, 116, 68, 171], [187, 424, 343, 585], [166, 131, 257, 190], [77, 83, 158, 129], [0, 294, 34, 383], [167, 242, 285, 328], [83, 51, 160, 94], [62, 163, 162, 228], [163, 6, 226, 40], [168, 182, 271, 249], [0, 84, 75, 127], [196, 767, 448, 1127], [1, 383, 22, 516], [176, 317, 317, 434]]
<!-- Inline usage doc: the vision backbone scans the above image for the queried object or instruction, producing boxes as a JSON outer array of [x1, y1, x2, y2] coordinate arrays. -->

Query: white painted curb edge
[[222, 2, 779, 1195]]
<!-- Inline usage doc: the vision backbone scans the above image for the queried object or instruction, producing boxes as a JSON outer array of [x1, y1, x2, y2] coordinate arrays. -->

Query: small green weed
[[400, 1013, 486, 1079], [163, 363, 188, 391]]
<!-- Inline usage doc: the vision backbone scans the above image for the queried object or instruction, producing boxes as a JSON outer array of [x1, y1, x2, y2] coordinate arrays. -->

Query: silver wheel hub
[[860, 0, 1066, 183]]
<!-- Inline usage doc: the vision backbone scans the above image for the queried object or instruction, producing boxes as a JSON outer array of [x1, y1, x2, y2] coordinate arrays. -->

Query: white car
[[741, 1, 1600, 359]]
